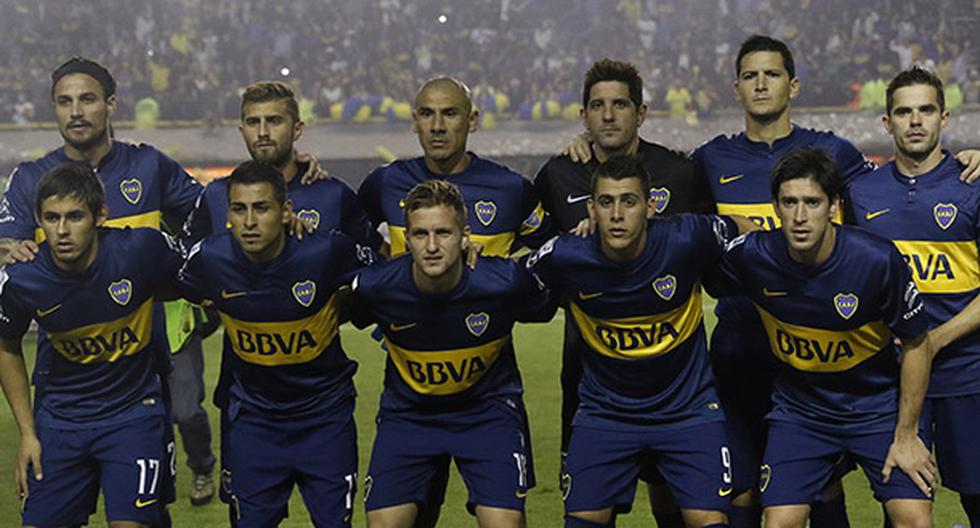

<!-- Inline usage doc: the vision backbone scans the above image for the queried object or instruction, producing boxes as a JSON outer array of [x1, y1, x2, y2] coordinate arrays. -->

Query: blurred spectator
[[0, 0, 977, 124]]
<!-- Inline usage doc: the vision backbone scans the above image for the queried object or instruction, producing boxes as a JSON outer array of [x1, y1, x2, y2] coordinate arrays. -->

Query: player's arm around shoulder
[[503, 256, 557, 323]]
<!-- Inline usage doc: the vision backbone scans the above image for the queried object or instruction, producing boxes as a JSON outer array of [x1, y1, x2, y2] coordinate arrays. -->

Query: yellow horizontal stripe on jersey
[[34, 210, 163, 242], [892, 240, 980, 294], [755, 305, 892, 373], [716, 203, 780, 231], [49, 299, 154, 364], [569, 287, 704, 360], [219, 292, 340, 366], [388, 225, 515, 258], [715, 202, 843, 231], [384, 335, 509, 395]]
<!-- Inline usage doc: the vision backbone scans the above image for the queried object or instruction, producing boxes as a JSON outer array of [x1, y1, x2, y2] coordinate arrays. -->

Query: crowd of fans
[[1, 0, 978, 125]]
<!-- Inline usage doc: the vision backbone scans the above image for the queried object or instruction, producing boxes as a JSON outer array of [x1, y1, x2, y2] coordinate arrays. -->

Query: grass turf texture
[[0, 303, 968, 527]]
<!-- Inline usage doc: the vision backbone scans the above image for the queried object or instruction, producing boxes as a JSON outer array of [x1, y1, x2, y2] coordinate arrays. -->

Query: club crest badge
[[120, 179, 142, 205], [292, 280, 316, 308], [652, 275, 677, 301], [833, 293, 859, 320], [759, 464, 772, 493], [108, 279, 133, 306], [933, 203, 957, 230], [649, 187, 671, 214], [522, 209, 542, 230], [296, 209, 321, 230], [474, 201, 497, 227], [466, 312, 490, 337]]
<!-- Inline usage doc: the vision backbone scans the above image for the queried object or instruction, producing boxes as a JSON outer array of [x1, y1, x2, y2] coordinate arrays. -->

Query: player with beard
[[0, 57, 206, 519], [180, 80, 380, 522], [534, 58, 712, 528], [848, 67, 980, 526]]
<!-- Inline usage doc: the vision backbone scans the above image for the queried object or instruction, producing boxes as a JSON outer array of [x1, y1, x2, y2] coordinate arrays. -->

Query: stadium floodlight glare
[[438, 14, 448, 23], [280, 67, 290, 77]]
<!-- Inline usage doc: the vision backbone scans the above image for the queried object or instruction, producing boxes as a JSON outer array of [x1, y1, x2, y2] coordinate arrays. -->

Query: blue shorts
[[760, 420, 931, 507], [226, 405, 357, 528], [365, 397, 533, 515], [22, 415, 167, 527], [563, 420, 730, 514], [924, 393, 980, 494], [709, 320, 774, 494]]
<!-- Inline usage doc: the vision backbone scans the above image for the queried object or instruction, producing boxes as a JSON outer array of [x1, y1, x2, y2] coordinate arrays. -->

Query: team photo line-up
[[0, 32, 977, 528]]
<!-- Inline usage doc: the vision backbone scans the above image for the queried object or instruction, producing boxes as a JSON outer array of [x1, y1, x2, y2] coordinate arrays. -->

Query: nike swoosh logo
[[719, 174, 744, 184], [566, 194, 590, 204], [865, 209, 890, 220], [220, 290, 247, 300], [35, 304, 62, 318], [515, 490, 528, 498], [389, 322, 417, 332], [135, 498, 158, 508], [718, 487, 733, 497], [578, 291, 604, 300], [763, 288, 787, 297]]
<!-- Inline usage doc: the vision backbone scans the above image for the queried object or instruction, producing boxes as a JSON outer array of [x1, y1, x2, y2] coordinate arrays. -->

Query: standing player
[[0, 57, 206, 511], [352, 179, 555, 528], [710, 149, 936, 528], [848, 67, 980, 526], [358, 76, 554, 258], [357, 76, 555, 526], [534, 58, 712, 528], [182, 80, 379, 249], [0, 163, 184, 527], [178, 161, 374, 527], [561, 39, 980, 526], [180, 80, 381, 516], [527, 154, 757, 528]]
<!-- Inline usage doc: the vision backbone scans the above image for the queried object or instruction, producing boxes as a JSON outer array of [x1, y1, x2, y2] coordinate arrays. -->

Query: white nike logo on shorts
[[566, 194, 590, 204]]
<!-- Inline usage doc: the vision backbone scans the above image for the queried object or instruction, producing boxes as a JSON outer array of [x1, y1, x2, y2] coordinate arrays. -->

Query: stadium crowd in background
[[0, 0, 978, 125]]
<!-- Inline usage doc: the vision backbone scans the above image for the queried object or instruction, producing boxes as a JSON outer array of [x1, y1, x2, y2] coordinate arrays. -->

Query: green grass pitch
[[0, 303, 969, 526]]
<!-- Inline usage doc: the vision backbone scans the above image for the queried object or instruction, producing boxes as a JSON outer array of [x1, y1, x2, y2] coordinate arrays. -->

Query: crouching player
[[710, 149, 936, 528], [526, 154, 758, 528], [351, 180, 556, 528], [0, 163, 184, 527], [177, 161, 374, 527]]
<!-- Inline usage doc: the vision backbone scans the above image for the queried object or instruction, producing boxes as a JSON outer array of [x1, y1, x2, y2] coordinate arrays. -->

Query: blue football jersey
[[358, 154, 554, 257], [0, 140, 202, 241], [0, 228, 183, 428], [693, 126, 875, 323], [848, 153, 980, 397], [527, 214, 738, 430], [181, 162, 381, 249], [178, 230, 373, 419], [713, 226, 928, 433], [351, 256, 555, 415]]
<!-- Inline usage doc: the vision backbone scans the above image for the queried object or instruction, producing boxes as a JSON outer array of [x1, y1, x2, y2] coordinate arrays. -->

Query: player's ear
[[292, 119, 305, 142], [411, 111, 419, 134], [788, 76, 801, 100], [468, 109, 479, 133], [646, 194, 657, 219], [281, 199, 293, 224], [829, 195, 840, 220], [95, 205, 109, 227], [586, 197, 596, 221], [105, 94, 117, 118], [636, 103, 648, 127], [460, 223, 471, 250]]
